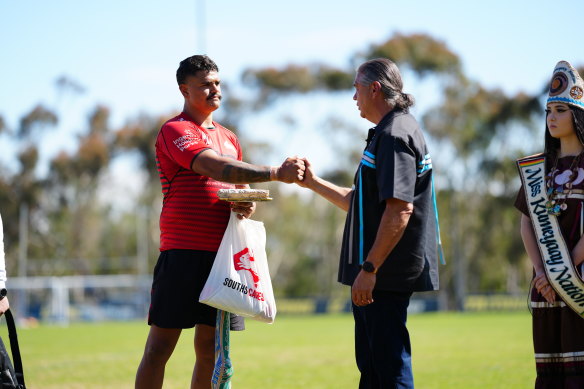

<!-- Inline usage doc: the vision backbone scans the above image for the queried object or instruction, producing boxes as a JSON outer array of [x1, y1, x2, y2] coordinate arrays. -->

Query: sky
[[1, 0, 583, 199]]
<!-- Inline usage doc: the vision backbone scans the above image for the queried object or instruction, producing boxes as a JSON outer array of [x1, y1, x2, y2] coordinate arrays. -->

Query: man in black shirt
[[298, 58, 440, 388]]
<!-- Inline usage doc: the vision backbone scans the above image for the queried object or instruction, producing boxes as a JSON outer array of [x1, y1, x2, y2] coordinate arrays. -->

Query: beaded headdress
[[547, 60, 584, 109]]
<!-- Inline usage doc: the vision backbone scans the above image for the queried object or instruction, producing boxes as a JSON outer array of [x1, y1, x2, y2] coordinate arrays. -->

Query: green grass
[[2, 311, 535, 388]]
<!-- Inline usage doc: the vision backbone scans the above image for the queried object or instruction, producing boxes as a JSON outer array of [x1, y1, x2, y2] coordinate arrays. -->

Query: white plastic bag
[[199, 213, 276, 323]]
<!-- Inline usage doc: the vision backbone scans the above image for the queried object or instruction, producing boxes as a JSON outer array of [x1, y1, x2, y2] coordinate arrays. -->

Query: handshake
[[272, 156, 312, 187]]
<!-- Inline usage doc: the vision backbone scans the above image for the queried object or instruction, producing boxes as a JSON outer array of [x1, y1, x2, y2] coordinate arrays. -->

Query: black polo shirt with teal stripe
[[338, 109, 439, 292]]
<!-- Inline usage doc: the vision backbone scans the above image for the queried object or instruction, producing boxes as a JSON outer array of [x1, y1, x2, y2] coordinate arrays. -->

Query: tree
[[235, 32, 546, 306], [0, 33, 565, 306]]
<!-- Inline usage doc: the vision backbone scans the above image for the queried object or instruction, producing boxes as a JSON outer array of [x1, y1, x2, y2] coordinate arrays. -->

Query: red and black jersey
[[155, 112, 242, 252]]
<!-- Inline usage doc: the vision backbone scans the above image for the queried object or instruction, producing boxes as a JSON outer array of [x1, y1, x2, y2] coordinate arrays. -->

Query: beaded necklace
[[545, 152, 584, 215]]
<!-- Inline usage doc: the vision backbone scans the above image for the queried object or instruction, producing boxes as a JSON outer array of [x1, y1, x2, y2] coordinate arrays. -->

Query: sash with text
[[518, 154, 584, 319]]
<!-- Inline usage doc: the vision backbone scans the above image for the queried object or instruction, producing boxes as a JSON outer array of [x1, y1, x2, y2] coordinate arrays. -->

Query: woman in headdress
[[516, 60, 584, 388]]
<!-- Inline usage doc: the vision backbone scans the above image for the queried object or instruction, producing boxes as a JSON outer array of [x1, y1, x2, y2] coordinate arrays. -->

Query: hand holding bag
[[199, 213, 276, 323]]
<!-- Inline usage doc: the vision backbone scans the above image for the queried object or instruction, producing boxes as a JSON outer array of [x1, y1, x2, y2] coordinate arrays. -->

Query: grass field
[[2, 311, 535, 388]]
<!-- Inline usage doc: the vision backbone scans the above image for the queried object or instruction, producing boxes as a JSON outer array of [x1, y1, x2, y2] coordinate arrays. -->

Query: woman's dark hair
[[544, 107, 584, 162], [176, 55, 219, 85]]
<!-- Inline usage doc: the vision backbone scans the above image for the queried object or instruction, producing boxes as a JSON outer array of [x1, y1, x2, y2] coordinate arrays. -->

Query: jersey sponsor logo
[[223, 140, 237, 152], [201, 130, 212, 146], [233, 247, 260, 287], [173, 129, 200, 151], [172, 129, 212, 151]]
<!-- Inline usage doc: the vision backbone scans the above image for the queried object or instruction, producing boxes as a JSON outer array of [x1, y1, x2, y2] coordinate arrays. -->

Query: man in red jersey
[[135, 55, 305, 389]]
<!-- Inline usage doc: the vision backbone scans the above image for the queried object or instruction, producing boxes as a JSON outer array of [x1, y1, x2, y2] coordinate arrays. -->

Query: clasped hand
[[534, 272, 556, 303], [230, 156, 307, 219], [275, 156, 306, 183]]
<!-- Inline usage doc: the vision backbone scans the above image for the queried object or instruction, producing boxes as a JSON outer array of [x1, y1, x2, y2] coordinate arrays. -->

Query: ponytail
[[398, 92, 415, 110]]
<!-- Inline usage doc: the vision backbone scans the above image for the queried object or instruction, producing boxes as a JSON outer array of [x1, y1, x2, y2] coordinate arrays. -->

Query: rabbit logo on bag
[[222, 247, 265, 301]]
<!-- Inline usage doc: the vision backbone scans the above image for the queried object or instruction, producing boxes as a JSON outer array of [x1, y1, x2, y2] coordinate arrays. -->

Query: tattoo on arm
[[221, 161, 271, 183]]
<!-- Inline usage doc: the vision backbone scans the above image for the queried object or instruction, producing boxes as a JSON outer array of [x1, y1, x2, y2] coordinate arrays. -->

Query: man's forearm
[[192, 150, 303, 184], [308, 175, 352, 212], [221, 161, 271, 183], [366, 200, 412, 269]]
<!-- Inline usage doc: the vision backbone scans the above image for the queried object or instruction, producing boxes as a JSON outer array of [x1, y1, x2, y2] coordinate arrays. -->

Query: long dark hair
[[544, 107, 584, 165]]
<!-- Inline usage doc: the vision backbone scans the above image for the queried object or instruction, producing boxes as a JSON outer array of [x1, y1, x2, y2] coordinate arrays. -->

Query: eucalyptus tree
[[235, 33, 543, 307]]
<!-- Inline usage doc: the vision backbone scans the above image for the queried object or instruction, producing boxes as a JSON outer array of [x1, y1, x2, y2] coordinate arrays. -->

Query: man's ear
[[179, 84, 188, 98], [371, 81, 381, 94]]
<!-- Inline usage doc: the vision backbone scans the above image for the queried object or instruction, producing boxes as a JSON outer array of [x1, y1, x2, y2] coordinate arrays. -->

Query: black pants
[[352, 290, 413, 389]]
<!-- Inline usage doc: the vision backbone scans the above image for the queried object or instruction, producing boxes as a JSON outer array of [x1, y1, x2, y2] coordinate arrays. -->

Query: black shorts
[[148, 249, 245, 330]]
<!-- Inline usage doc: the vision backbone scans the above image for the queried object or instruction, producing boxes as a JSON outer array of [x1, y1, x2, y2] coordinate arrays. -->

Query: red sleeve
[[159, 121, 212, 170]]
